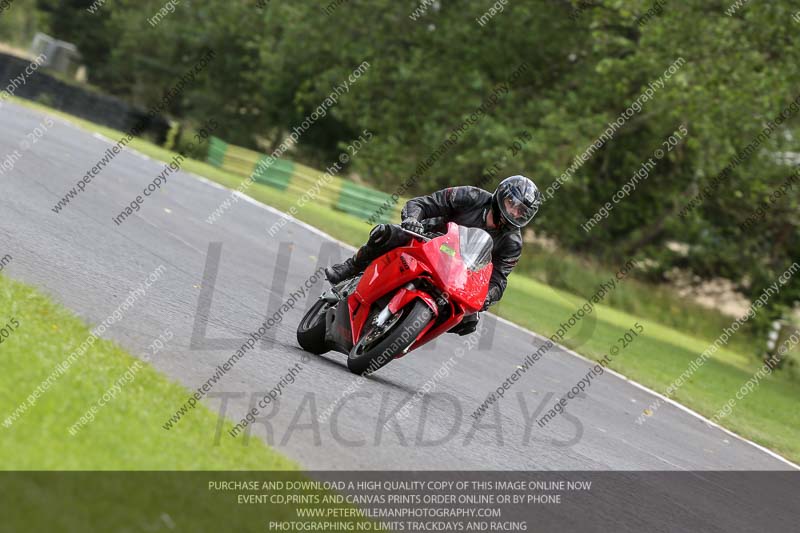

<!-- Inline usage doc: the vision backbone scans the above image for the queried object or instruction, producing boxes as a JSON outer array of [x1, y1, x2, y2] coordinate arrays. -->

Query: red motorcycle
[[296, 222, 493, 374]]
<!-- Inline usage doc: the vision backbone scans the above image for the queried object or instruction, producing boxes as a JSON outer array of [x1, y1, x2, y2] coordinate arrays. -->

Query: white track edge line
[[494, 316, 800, 470]]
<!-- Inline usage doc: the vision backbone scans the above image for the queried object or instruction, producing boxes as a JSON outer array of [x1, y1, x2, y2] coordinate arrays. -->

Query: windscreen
[[458, 226, 493, 272]]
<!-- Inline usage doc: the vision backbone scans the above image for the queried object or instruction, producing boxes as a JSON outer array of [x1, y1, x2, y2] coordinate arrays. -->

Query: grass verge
[[0, 273, 297, 470]]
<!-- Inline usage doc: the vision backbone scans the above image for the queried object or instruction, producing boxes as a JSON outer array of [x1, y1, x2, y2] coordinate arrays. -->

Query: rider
[[325, 175, 542, 335]]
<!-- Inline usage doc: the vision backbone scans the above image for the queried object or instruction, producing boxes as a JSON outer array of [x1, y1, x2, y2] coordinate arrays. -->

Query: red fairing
[[347, 223, 493, 352]]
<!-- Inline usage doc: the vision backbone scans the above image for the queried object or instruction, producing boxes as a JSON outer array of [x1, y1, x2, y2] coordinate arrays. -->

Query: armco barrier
[[337, 181, 394, 223], [206, 137, 227, 167], [206, 136, 402, 224], [253, 157, 293, 190], [0, 52, 170, 143]]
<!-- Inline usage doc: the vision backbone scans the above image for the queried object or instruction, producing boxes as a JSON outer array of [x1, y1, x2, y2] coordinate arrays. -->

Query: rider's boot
[[325, 249, 370, 285], [325, 225, 408, 285]]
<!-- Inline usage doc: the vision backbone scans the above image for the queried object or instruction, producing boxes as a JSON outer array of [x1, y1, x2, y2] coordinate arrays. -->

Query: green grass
[[495, 277, 800, 461], [10, 96, 800, 464], [515, 247, 765, 356], [0, 274, 297, 470]]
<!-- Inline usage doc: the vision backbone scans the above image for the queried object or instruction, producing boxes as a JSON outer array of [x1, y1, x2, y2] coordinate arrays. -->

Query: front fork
[[386, 282, 439, 317]]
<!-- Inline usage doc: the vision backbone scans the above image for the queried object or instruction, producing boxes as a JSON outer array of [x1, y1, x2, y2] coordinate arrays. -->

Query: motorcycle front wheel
[[347, 300, 433, 375]]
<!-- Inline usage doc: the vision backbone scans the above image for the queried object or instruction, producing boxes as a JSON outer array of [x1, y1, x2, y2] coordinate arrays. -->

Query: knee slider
[[368, 224, 392, 246]]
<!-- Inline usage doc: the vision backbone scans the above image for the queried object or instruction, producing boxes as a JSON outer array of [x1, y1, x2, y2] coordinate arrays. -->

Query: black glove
[[481, 285, 502, 312], [401, 218, 425, 234]]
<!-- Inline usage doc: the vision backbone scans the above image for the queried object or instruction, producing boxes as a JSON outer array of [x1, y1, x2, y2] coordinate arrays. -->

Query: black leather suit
[[356, 186, 523, 304]]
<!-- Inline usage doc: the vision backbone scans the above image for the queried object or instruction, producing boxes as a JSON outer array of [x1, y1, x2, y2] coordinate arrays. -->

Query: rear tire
[[297, 299, 330, 355], [347, 300, 433, 375]]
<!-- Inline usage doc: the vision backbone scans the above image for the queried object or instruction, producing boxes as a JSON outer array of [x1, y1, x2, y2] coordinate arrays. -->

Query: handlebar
[[398, 226, 431, 242]]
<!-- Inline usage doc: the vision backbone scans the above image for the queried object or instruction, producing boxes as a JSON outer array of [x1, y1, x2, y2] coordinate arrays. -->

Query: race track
[[1, 101, 795, 472]]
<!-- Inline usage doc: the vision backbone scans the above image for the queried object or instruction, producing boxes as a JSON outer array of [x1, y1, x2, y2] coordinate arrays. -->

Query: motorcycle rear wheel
[[347, 300, 433, 375], [297, 299, 331, 354]]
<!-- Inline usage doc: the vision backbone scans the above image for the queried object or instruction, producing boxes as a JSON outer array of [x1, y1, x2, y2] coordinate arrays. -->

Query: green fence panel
[[252, 157, 294, 191], [206, 136, 227, 167], [336, 181, 396, 224]]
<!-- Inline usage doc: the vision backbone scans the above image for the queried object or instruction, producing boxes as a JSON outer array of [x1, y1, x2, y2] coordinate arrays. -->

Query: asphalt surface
[[1, 101, 796, 472]]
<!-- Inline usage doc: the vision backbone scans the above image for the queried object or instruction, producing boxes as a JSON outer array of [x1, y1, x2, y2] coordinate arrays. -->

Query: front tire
[[347, 300, 434, 375], [297, 299, 330, 354]]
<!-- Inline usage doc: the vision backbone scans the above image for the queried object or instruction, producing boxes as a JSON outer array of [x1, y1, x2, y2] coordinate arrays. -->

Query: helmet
[[491, 175, 541, 228]]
